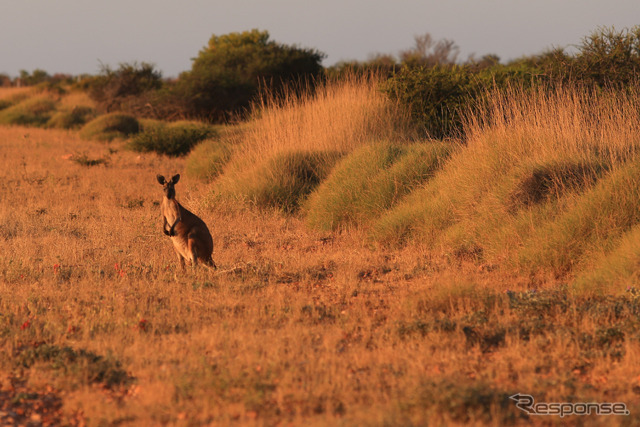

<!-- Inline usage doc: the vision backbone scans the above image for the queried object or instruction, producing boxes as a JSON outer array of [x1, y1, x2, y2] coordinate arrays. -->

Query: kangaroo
[[157, 174, 216, 270]]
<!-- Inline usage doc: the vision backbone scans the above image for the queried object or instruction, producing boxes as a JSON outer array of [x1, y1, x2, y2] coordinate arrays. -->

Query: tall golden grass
[[244, 73, 415, 157]]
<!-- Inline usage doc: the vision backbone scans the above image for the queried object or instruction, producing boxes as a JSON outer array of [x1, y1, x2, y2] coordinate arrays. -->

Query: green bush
[[0, 96, 58, 127], [384, 27, 640, 139], [47, 106, 95, 129], [383, 64, 540, 139], [79, 113, 140, 141], [304, 141, 452, 230], [215, 150, 341, 212], [174, 29, 325, 121], [127, 120, 214, 156], [185, 138, 232, 182], [87, 62, 163, 113], [572, 26, 640, 88]]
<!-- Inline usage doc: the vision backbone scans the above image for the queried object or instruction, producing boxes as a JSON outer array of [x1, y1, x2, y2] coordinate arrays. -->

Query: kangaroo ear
[[171, 174, 180, 184], [156, 174, 166, 185]]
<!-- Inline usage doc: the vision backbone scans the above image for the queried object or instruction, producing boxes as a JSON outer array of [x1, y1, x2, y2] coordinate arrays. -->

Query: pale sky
[[0, 0, 638, 78]]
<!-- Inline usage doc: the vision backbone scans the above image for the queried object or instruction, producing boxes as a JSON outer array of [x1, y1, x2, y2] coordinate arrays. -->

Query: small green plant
[[79, 113, 140, 141], [72, 154, 108, 167], [127, 121, 214, 156]]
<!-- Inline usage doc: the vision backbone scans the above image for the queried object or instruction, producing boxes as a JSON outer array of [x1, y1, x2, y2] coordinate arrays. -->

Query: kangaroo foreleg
[[168, 217, 181, 236], [162, 217, 171, 236]]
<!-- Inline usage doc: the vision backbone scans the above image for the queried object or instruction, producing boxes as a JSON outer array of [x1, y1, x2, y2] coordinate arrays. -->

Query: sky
[[0, 0, 638, 78]]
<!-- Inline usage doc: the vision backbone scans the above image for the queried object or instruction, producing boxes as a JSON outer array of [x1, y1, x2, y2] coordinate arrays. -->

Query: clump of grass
[[519, 158, 640, 275], [15, 343, 132, 389], [185, 138, 232, 182], [0, 95, 58, 127], [72, 153, 108, 167], [127, 120, 215, 156], [304, 141, 452, 230], [0, 88, 33, 111], [0, 99, 12, 111], [79, 113, 140, 141], [506, 159, 608, 211], [47, 106, 95, 129], [216, 150, 341, 212], [574, 225, 640, 294]]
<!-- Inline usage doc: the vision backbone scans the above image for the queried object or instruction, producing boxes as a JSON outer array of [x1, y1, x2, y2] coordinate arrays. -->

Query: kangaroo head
[[156, 174, 180, 199]]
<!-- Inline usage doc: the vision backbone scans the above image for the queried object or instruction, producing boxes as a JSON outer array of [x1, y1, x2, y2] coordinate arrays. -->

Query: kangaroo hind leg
[[187, 237, 199, 268]]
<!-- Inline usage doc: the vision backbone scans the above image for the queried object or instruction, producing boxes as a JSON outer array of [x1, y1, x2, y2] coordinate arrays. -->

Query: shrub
[[304, 141, 452, 230], [79, 113, 140, 141], [87, 62, 163, 112], [215, 150, 341, 212], [383, 64, 540, 139], [17, 69, 51, 86], [47, 106, 95, 129], [174, 29, 325, 121], [384, 27, 640, 139], [572, 26, 640, 88], [0, 95, 58, 127], [127, 120, 214, 156]]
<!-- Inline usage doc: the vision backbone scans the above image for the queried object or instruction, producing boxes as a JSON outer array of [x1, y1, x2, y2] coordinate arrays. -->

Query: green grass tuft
[[0, 96, 58, 127], [304, 141, 452, 230], [127, 120, 215, 156], [47, 106, 95, 129], [214, 150, 342, 212], [518, 159, 640, 275], [185, 138, 232, 182], [16, 343, 132, 389], [79, 113, 140, 141]]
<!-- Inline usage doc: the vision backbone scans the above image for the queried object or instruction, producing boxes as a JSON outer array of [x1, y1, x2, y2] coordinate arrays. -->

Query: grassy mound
[[47, 106, 95, 129], [127, 120, 214, 156], [0, 95, 58, 127], [210, 74, 416, 212], [575, 224, 640, 294], [79, 113, 140, 141], [185, 138, 232, 182], [215, 150, 341, 212], [304, 141, 452, 230], [371, 86, 640, 277], [518, 158, 640, 274]]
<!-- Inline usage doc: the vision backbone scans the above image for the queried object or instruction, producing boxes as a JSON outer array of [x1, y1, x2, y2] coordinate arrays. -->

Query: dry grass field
[[1, 83, 640, 426]]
